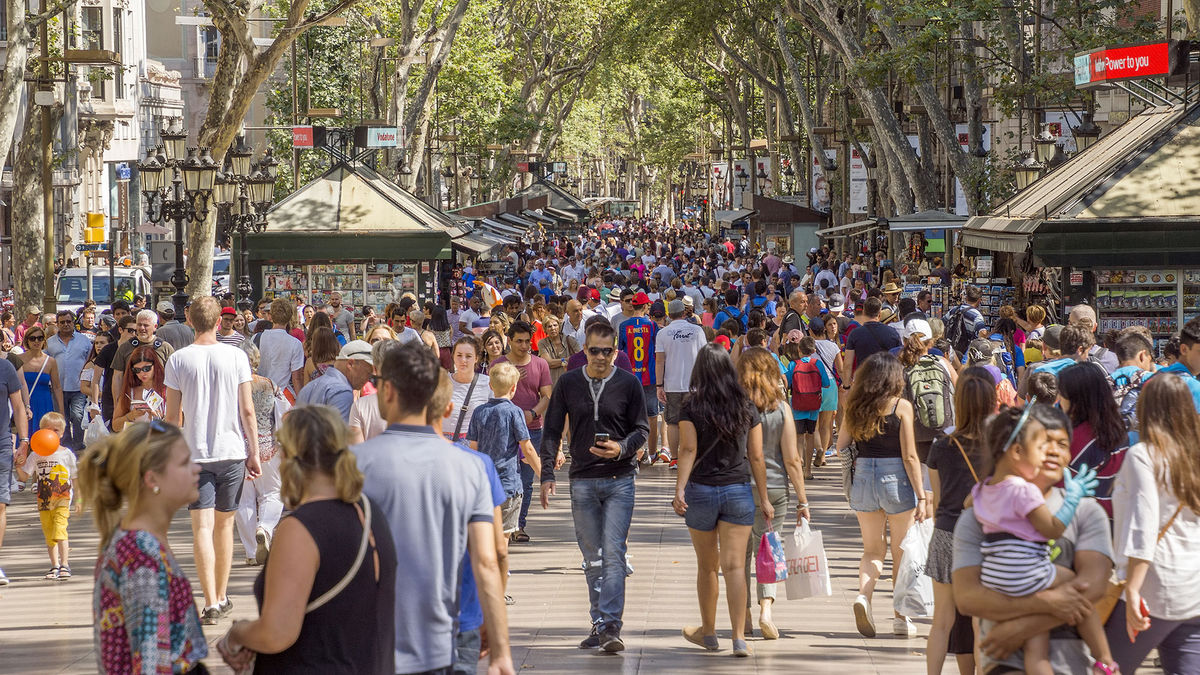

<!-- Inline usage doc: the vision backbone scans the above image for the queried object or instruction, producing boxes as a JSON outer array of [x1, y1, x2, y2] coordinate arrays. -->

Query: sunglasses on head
[[587, 347, 614, 357], [133, 364, 154, 374]]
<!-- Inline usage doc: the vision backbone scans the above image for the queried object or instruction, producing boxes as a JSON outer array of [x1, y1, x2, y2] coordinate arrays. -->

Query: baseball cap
[[807, 316, 826, 334], [220, 306, 237, 317], [156, 300, 175, 314], [827, 293, 846, 313], [631, 291, 651, 306], [901, 318, 932, 340], [589, 288, 601, 301], [1043, 324, 1064, 351], [337, 340, 374, 363]]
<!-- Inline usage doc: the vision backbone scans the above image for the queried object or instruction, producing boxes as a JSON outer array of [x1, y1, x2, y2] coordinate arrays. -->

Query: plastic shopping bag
[[755, 530, 788, 584], [783, 518, 832, 600], [83, 412, 110, 448], [893, 519, 935, 618]]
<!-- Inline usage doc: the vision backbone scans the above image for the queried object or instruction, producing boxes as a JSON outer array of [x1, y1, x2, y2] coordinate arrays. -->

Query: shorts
[[189, 459, 246, 512], [849, 457, 917, 514], [925, 526, 956, 584], [643, 385, 662, 417], [683, 481, 755, 531], [820, 385, 838, 412], [500, 494, 523, 534], [0, 438, 11, 505], [39, 506, 70, 545], [980, 533, 1056, 596], [794, 417, 817, 434], [664, 392, 686, 425]]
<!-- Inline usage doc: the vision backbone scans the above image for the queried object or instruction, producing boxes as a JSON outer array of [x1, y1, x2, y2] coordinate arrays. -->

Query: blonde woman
[[738, 347, 810, 640], [79, 420, 207, 673], [222, 405, 398, 673]]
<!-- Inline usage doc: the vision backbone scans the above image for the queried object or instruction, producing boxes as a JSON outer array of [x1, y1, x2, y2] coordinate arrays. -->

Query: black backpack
[[943, 306, 973, 356]]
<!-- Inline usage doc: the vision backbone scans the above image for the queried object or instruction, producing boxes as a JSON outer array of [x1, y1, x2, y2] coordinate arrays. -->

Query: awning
[[715, 208, 757, 224], [497, 212, 537, 229], [479, 218, 525, 240], [453, 229, 514, 256], [886, 210, 968, 232], [961, 225, 1031, 253], [815, 218, 879, 238], [545, 206, 579, 223]]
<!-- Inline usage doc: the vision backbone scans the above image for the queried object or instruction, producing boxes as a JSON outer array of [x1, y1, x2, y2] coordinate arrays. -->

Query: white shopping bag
[[784, 518, 832, 600], [83, 412, 110, 448], [893, 519, 935, 617]]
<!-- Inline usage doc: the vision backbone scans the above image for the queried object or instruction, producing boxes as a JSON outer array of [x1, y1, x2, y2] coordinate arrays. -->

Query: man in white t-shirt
[[458, 295, 482, 337], [165, 296, 260, 625], [349, 339, 402, 444], [654, 299, 707, 461], [255, 299, 305, 393]]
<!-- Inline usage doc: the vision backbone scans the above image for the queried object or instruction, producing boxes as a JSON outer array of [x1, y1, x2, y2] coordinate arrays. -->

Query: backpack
[[943, 306, 973, 356], [905, 355, 952, 430], [1112, 369, 1148, 432], [790, 358, 823, 412]]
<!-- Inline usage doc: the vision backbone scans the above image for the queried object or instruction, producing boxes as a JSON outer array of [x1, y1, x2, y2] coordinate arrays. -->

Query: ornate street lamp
[[1032, 125, 1058, 165], [1072, 113, 1102, 152], [735, 166, 749, 190], [138, 119, 217, 317], [781, 161, 796, 194], [215, 137, 277, 311], [1013, 151, 1045, 190]]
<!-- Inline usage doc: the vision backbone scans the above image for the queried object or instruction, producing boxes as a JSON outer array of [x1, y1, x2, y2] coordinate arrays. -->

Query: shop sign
[[1074, 41, 1186, 88], [1070, 271, 1084, 286], [354, 126, 400, 148], [293, 126, 314, 148]]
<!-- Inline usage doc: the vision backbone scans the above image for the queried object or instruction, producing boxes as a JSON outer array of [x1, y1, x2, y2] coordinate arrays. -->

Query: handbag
[[218, 497, 375, 674], [950, 436, 979, 483], [1095, 504, 1182, 623], [451, 373, 480, 441], [755, 529, 788, 585]]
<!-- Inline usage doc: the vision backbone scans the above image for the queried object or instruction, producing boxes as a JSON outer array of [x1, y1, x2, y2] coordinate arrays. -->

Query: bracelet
[[656, 383, 664, 387], [918, 497, 928, 501], [798, 502, 809, 509]]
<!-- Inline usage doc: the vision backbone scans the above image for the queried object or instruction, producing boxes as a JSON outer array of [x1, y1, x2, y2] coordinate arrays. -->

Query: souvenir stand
[[246, 162, 464, 316]]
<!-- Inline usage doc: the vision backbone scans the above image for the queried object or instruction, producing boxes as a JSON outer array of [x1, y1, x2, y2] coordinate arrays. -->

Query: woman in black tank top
[[220, 406, 397, 674], [835, 353, 928, 640]]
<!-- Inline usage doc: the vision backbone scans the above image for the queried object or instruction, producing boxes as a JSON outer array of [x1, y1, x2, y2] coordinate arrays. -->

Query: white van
[[56, 265, 153, 315]]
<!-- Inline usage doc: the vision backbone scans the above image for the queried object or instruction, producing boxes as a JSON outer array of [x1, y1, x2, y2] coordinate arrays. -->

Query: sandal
[[57, 565, 71, 579], [511, 529, 530, 543], [44, 567, 59, 580]]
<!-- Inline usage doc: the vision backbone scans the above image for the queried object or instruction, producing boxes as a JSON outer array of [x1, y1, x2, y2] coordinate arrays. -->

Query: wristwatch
[[531, 410, 541, 421]]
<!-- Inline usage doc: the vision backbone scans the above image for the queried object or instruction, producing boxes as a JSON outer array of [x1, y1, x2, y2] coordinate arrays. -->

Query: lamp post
[[138, 119, 217, 317], [214, 139, 277, 311], [1072, 113, 1102, 152], [1013, 151, 1045, 190], [1032, 125, 1058, 165]]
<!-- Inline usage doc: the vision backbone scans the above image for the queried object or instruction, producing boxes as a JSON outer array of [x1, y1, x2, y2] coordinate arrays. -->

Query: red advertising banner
[[292, 126, 314, 148], [1075, 41, 1185, 88]]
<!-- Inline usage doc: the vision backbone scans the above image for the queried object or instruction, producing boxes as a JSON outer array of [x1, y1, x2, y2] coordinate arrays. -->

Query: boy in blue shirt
[[467, 362, 541, 597]]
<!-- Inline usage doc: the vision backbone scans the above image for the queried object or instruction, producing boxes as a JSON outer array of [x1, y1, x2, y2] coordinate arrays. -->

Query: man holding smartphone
[[539, 320, 649, 654]]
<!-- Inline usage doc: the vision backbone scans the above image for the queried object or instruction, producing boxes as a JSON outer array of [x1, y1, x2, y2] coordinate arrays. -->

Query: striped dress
[[971, 476, 1057, 597]]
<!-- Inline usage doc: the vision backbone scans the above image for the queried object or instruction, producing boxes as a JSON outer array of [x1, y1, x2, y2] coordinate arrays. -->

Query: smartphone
[[594, 433, 610, 445]]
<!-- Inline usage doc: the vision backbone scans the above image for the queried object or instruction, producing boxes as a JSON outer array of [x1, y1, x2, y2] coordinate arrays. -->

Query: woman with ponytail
[[220, 405, 397, 674], [79, 420, 208, 673]]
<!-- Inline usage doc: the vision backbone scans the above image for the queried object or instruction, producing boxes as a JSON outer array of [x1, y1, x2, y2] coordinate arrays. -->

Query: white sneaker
[[853, 594, 875, 637], [0, 568, 8, 585], [893, 616, 917, 638], [254, 527, 271, 565]]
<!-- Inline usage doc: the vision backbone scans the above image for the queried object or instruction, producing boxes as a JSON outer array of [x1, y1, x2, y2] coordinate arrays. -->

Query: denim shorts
[[643, 385, 662, 417], [849, 457, 917, 514], [683, 481, 755, 531]]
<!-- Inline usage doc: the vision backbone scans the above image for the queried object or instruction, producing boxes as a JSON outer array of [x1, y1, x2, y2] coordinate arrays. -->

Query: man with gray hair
[[1068, 304, 1118, 373], [111, 308, 175, 402], [349, 338, 404, 443], [654, 299, 707, 463]]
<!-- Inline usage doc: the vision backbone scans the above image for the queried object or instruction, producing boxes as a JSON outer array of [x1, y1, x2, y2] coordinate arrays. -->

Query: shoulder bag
[[1095, 504, 1183, 623], [452, 373, 481, 441]]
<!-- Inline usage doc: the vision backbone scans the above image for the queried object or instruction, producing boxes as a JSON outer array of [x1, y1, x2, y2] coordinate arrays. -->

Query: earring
[[152, 486, 161, 495]]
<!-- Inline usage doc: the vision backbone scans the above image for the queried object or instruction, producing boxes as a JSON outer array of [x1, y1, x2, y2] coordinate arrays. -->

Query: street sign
[[516, 162, 529, 173], [75, 243, 108, 252], [1074, 40, 1189, 88], [149, 240, 175, 266], [116, 163, 132, 181], [551, 161, 567, 174]]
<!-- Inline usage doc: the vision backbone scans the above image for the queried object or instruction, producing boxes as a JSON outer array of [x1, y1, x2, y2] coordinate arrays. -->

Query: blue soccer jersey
[[618, 317, 658, 387]]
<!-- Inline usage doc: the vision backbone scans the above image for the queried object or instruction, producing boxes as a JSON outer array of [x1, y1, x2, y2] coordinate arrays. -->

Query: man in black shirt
[[539, 320, 649, 654], [844, 296, 901, 387], [97, 315, 136, 425]]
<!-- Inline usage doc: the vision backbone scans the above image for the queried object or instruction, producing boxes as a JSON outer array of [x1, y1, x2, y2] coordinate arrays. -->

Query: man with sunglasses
[[95, 315, 136, 425], [539, 320, 649, 653], [44, 310, 92, 448]]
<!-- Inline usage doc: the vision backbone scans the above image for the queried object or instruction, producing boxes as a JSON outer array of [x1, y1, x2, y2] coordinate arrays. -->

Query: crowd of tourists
[[0, 219, 1198, 674]]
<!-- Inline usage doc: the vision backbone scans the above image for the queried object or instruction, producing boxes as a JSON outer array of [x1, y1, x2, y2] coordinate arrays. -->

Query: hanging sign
[[1074, 41, 1189, 88]]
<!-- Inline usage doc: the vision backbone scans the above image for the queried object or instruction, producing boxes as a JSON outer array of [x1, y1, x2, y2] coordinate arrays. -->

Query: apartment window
[[112, 7, 124, 97], [202, 26, 219, 62], [81, 7, 103, 50], [0, 1, 8, 43]]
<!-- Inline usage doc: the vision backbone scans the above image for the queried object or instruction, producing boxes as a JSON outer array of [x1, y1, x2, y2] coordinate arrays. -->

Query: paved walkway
[[0, 456, 931, 673]]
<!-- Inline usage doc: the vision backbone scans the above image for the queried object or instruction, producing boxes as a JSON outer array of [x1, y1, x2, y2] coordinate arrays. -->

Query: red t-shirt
[[493, 355, 551, 430]]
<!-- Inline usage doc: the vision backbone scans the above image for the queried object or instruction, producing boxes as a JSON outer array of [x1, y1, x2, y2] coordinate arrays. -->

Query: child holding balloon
[[17, 412, 76, 580]]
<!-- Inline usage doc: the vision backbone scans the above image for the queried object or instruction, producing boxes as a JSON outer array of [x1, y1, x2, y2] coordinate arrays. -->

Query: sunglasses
[[27, 335, 44, 342], [133, 364, 154, 374], [124, 328, 137, 334], [587, 347, 614, 357], [142, 418, 171, 443]]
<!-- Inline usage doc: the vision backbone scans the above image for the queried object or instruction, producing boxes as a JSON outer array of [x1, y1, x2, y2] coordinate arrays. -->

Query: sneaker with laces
[[255, 527, 271, 565], [579, 626, 602, 649], [218, 597, 233, 617], [599, 627, 624, 653], [892, 616, 916, 638], [201, 606, 221, 625]]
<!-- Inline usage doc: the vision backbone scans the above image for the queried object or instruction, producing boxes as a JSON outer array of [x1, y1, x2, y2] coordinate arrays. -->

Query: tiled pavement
[[0, 456, 947, 673]]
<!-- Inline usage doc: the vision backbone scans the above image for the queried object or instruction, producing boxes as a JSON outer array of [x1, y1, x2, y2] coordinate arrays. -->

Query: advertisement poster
[[731, 157, 774, 208], [849, 145, 869, 214], [811, 149, 837, 213]]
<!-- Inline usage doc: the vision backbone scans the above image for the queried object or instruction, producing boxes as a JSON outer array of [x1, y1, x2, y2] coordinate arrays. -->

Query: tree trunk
[[11, 117, 46, 311], [0, 0, 30, 173], [773, 12, 834, 170]]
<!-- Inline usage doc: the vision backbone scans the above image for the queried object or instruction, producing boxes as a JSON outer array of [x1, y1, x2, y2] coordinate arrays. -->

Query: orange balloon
[[30, 429, 60, 457]]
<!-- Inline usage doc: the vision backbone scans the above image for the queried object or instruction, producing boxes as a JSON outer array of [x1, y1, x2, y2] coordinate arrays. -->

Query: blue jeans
[[570, 474, 636, 634], [63, 391, 87, 450], [451, 628, 481, 675], [519, 428, 541, 529]]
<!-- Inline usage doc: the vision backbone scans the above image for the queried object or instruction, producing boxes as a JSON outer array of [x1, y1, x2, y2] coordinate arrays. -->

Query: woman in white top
[[111, 346, 165, 432], [444, 336, 490, 444], [1106, 373, 1200, 673]]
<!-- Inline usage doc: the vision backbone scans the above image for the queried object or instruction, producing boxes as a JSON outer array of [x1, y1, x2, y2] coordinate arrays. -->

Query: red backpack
[[790, 358, 823, 412]]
